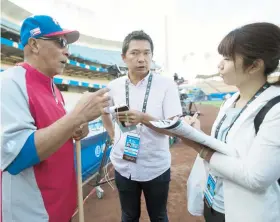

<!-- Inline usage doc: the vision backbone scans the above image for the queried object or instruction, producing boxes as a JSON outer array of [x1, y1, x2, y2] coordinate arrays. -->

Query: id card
[[204, 173, 217, 208], [123, 133, 140, 163]]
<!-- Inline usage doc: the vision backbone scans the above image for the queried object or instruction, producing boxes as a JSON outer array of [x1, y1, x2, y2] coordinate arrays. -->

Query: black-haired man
[[102, 30, 182, 222]]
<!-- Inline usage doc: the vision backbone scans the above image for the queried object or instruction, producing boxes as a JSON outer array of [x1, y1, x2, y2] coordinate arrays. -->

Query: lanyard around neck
[[125, 73, 153, 113], [215, 82, 270, 141]]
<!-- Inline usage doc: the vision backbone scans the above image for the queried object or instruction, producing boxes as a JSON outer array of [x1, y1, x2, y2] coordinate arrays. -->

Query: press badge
[[123, 133, 140, 163], [204, 173, 217, 207]]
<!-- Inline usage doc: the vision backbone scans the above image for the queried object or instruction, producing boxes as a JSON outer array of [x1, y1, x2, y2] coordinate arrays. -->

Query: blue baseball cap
[[20, 15, 80, 47]]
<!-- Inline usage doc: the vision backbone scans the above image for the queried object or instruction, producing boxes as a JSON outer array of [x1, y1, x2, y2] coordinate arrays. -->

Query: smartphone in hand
[[115, 105, 129, 127]]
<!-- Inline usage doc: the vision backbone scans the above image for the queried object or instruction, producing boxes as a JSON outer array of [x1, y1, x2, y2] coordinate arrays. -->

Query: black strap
[[125, 73, 153, 113], [253, 95, 280, 186], [254, 95, 280, 134]]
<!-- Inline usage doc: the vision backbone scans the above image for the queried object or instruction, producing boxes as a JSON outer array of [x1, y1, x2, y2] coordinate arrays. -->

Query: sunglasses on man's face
[[37, 36, 69, 48]]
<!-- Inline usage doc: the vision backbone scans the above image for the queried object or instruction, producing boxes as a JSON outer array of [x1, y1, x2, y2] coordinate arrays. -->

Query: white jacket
[[189, 85, 280, 222]]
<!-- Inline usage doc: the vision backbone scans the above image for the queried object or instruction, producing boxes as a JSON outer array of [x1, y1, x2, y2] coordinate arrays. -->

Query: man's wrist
[[109, 133, 115, 140], [140, 112, 147, 124], [66, 112, 85, 131]]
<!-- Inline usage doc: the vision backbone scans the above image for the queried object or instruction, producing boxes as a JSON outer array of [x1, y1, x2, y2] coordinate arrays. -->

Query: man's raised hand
[[73, 88, 111, 124]]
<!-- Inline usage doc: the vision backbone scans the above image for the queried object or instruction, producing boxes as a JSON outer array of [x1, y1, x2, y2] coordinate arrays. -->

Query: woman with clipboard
[[185, 22, 280, 222]]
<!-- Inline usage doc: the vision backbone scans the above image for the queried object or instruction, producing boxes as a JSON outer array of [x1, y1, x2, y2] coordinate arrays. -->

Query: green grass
[[199, 100, 224, 108]]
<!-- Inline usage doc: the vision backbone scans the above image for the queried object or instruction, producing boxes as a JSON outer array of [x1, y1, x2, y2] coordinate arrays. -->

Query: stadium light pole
[[164, 14, 170, 75]]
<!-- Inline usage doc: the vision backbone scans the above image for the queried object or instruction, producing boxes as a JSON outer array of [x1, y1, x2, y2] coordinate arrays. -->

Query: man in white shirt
[[102, 30, 182, 222]]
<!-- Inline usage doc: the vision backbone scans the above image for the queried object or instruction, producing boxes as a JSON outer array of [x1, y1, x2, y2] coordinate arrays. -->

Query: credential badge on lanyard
[[122, 73, 153, 163], [204, 82, 270, 207]]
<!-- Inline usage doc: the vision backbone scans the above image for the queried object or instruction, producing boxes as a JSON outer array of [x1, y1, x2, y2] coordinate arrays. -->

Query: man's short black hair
[[122, 30, 154, 55]]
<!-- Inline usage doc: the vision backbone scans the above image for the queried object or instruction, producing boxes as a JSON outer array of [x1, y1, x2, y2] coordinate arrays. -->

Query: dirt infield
[[72, 104, 219, 222]]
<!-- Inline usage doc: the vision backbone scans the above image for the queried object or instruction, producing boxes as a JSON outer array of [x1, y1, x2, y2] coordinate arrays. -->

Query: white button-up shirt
[[107, 72, 182, 181]]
